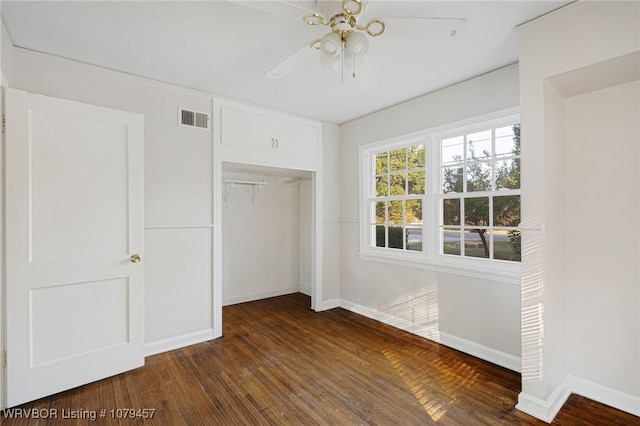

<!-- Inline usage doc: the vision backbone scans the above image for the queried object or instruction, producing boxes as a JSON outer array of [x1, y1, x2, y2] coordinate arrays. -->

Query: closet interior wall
[[222, 169, 312, 306]]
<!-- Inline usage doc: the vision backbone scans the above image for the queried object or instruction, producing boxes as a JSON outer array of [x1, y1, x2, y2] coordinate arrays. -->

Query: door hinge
[[1, 350, 6, 368], [2, 115, 5, 134]]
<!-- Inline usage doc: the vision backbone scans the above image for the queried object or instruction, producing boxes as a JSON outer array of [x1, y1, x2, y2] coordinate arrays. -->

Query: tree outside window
[[373, 144, 425, 252], [441, 124, 521, 261]]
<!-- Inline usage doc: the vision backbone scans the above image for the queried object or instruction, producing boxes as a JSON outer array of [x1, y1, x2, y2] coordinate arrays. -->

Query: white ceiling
[[1, 0, 571, 124]]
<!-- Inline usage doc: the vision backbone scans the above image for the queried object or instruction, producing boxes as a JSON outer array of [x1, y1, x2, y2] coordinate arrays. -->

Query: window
[[360, 111, 521, 278], [372, 145, 426, 252], [440, 123, 521, 262]]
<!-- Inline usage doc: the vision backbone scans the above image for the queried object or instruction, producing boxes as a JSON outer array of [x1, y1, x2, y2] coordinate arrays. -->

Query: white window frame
[[358, 108, 521, 284]]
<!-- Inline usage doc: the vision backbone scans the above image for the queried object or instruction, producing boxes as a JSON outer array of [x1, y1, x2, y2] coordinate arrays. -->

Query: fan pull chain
[[353, 56, 356, 78]]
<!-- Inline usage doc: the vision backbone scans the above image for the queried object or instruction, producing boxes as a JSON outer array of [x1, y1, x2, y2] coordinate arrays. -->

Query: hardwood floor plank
[[2, 293, 637, 425]]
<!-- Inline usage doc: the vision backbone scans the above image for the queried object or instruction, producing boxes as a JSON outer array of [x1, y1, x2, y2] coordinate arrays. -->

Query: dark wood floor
[[3, 293, 637, 425]]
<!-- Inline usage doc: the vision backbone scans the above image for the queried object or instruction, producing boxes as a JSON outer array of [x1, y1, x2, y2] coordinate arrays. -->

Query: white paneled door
[[5, 89, 145, 407]]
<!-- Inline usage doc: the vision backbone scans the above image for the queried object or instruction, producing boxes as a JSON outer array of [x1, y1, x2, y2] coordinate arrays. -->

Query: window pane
[[390, 173, 406, 196], [495, 135, 517, 158], [376, 175, 389, 197], [495, 124, 519, 158], [375, 152, 388, 175], [442, 136, 463, 166], [466, 162, 492, 192], [494, 230, 521, 262], [443, 198, 460, 226], [493, 195, 520, 227], [467, 130, 492, 160], [375, 201, 386, 224], [443, 228, 460, 255], [375, 225, 385, 247], [389, 148, 406, 172], [495, 125, 514, 138], [408, 144, 425, 169], [464, 197, 489, 226], [406, 226, 422, 251], [442, 166, 463, 193], [408, 171, 425, 195], [464, 229, 489, 258], [406, 199, 422, 224], [495, 158, 520, 189], [388, 200, 403, 224], [388, 226, 404, 249]]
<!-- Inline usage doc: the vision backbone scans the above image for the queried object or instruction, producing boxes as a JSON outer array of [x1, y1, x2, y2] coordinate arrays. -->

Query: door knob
[[130, 254, 141, 263]]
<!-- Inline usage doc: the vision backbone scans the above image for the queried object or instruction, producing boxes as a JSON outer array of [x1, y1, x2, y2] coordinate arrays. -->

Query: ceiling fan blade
[[382, 17, 468, 41], [226, 0, 317, 21], [265, 43, 315, 79], [354, 55, 377, 92]]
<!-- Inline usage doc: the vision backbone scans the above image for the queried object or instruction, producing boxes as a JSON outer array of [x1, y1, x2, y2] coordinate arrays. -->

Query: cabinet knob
[[130, 254, 141, 263]]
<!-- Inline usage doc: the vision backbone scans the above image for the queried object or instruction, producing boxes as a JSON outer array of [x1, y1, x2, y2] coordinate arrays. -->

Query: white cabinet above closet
[[214, 98, 321, 170]]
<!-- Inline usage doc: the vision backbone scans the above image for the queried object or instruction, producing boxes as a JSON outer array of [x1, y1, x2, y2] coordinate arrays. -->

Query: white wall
[[9, 48, 216, 354], [564, 80, 639, 397], [1, 23, 12, 86], [517, 1, 639, 421], [221, 171, 303, 305], [299, 178, 312, 296], [321, 122, 341, 305], [339, 64, 522, 370]]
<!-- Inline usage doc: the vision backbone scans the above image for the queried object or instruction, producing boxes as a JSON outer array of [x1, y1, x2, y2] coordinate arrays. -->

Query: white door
[[5, 89, 145, 407]]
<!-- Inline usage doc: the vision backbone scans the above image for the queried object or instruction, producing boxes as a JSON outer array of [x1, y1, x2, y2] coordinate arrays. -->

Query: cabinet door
[[274, 118, 319, 158], [220, 106, 274, 151], [220, 105, 318, 159]]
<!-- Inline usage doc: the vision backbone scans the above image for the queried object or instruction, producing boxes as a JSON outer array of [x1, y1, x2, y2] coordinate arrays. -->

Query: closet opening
[[220, 162, 316, 309]]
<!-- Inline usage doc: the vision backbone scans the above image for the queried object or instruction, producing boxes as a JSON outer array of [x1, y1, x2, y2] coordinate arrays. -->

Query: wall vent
[[179, 107, 210, 130]]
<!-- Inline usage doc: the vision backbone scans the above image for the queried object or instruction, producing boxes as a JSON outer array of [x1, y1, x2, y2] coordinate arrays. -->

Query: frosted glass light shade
[[320, 53, 341, 70], [345, 31, 369, 57], [320, 32, 342, 57]]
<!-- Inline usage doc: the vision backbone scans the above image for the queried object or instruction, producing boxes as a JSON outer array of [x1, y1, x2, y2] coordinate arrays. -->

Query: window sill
[[358, 251, 521, 286]]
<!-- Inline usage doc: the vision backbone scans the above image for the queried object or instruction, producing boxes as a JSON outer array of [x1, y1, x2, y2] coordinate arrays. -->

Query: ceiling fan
[[231, 0, 467, 91]]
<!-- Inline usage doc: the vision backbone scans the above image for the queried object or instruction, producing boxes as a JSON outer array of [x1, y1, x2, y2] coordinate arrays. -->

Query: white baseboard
[[440, 332, 522, 373], [317, 298, 340, 311], [516, 376, 571, 423], [299, 283, 312, 296], [144, 329, 215, 357], [339, 300, 439, 341], [517, 374, 640, 423], [569, 375, 640, 417], [339, 299, 519, 373], [222, 287, 299, 306]]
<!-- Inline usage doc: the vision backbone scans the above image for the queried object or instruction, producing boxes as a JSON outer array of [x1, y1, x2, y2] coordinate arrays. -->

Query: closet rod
[[283, 177, 312, 185], [224, 179, 268, 186], [223, 179, 267, 204]]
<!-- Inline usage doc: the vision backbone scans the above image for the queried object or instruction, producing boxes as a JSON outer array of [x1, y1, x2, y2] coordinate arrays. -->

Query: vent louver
[[179, 107, 210, 130]]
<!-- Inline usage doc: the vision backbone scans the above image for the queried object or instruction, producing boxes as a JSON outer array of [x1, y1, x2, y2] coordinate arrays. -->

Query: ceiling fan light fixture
[[342, 0, 363, 16], [365, 19, 386, 37], [320, 53, 341, 70], [320, 32, 342, 57], [303, 13, 327, 26], [345, 31, 369, 57], [335, 22, 352, 32]]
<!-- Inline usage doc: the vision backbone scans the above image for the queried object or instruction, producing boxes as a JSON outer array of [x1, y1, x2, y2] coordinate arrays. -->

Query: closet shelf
[[223, 179, 267, 203]]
